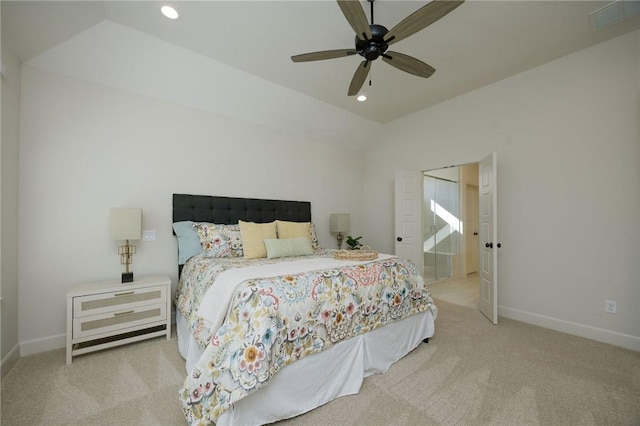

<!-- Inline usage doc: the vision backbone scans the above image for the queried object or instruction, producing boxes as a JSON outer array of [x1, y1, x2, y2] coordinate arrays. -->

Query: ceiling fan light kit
[[291, 0, 465, 97]]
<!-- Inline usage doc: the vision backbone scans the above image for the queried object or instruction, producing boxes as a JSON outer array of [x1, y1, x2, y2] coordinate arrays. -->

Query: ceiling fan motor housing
[[355, 24, 389, 60]]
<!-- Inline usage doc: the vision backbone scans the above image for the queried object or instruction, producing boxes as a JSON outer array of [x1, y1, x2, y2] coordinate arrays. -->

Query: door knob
[[397, 237, 403, 242], [485, 242, 493, 248], [497, 243, 502, 248]]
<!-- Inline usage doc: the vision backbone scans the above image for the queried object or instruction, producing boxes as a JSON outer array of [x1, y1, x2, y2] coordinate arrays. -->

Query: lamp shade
[[110, 208, 142, 240], [330, 214, 350, 233]]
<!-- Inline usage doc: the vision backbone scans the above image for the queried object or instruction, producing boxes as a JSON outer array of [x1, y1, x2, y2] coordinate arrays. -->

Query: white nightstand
[[66, 275, 171, 365]]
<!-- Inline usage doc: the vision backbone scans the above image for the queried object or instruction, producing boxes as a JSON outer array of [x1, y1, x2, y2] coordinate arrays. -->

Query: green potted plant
[[345, 235, 363, 250]]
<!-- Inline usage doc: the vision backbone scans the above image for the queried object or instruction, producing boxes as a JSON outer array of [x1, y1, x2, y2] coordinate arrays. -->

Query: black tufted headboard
[[172, 194, 311, 225]]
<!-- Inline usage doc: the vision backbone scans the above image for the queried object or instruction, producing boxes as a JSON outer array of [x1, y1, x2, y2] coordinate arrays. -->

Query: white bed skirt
[[177, 309, 435, 426]]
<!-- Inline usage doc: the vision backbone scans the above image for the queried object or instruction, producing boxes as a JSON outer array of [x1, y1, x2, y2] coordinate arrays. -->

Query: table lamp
[[330, 213, 350, 249], [110, 208, 142, 283]]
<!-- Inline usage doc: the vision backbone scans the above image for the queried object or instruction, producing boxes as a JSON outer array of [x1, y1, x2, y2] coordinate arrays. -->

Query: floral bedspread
[[177, 253, 435, 424], [175, 253, 337, 351]]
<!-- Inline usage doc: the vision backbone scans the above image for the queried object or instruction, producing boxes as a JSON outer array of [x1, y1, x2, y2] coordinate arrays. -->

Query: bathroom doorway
[[424, 163, 480, 309]]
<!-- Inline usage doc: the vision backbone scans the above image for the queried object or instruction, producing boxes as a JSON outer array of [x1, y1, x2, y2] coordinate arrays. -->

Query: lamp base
[[121, 272, 134, 283]]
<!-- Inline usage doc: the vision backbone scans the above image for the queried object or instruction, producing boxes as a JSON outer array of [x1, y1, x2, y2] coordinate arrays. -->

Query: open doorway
[[424, 163, 480, 309]]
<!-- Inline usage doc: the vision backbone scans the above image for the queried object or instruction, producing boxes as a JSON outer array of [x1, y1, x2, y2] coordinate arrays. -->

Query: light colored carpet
[[2, 299, 639, 425]]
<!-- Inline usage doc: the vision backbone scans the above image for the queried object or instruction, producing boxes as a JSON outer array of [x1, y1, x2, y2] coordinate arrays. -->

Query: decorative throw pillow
[[276, 220, 310, 239], [263, 237, 314, 259], [238, 220, 277, 259], [196, 223, 243, 257], [202, 233, 231, 258], [276, 220, 319, 250], [172, 221, 204, 264], [309, 223, 320, 250]]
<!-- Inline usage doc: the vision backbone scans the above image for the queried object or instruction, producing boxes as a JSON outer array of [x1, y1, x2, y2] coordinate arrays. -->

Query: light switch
[[142, 230, 156, 241]]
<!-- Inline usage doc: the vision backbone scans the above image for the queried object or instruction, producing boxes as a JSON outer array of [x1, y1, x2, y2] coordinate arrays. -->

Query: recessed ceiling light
[[161, 5, 179, 20], [357, 95, 367, 102]]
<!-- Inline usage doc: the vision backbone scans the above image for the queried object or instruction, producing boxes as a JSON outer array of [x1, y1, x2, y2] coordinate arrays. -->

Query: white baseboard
[[20, 333, 66, 356], [499, 305, 640, 352], [1, 343, 20, 379]]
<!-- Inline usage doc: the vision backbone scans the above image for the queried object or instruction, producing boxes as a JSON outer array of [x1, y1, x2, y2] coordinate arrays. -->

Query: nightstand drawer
[[73, 303, 166, 339], [73, 286, 166, 318]]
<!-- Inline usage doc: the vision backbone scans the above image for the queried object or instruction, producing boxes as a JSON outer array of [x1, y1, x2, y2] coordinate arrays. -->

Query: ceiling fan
[[291, 0, 465, 96]]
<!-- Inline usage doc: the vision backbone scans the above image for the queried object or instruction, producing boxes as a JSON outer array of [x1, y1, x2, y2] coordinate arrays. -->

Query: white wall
[[1, 41, 22, 374], [363, 30, 640, 350], [17, 64, 366, 354]]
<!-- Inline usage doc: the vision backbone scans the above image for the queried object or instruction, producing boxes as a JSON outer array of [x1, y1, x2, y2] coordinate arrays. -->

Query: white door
[[394, 171, 423, 275], [478, 153, 498, 324], [464, 184, 479, 275]]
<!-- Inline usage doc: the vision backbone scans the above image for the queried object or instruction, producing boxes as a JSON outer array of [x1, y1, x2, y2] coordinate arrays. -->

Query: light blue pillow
[[173, 221, 203, 264], [263, 237, 314, 259]]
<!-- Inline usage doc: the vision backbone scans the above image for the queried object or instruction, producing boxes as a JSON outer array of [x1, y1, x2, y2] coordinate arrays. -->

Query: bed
[[172, 193, 437, 425]]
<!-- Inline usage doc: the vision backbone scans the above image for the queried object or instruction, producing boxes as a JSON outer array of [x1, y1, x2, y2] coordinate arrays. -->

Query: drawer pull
[[113, 310, 134, 316], [114, 291, 135, 296]]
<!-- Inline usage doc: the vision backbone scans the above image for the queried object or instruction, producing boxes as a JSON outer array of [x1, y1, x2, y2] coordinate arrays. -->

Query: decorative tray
[[334, 246, 378, 261]]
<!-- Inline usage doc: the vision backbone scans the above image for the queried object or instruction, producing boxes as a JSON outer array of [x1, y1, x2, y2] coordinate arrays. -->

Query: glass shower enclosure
[[423, 170, 460, 284]]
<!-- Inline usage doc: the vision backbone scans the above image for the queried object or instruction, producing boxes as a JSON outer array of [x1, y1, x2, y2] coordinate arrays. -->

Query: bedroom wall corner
[[1, 40, 22, 376]]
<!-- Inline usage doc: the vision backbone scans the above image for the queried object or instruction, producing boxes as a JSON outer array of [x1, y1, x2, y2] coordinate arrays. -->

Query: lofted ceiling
[[3, 1, 640, 123]]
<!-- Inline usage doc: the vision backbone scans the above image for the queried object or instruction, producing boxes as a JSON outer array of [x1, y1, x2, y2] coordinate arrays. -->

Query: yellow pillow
[[239, 220, 277, 259], [276, 220, 311, 244]]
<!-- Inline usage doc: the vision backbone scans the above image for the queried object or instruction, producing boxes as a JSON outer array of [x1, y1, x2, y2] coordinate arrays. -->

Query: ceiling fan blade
[[291, 49, 356, 62], [337, 0, 372, 41], [382, 51, 435, 78], [348, 60, 370, 96], [385, 0, 464, 46]]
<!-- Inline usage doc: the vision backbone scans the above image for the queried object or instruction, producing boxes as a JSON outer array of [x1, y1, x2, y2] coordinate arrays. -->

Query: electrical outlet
[[142, 230, 156, 241], [605, 300, 617, 314]]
